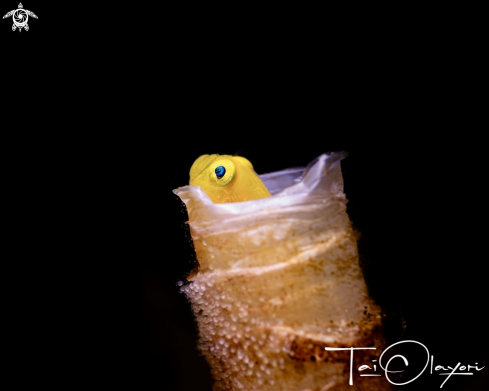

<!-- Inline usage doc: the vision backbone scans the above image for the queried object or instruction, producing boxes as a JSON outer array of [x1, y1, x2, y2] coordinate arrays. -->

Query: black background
[[3, 3, 487, 390]]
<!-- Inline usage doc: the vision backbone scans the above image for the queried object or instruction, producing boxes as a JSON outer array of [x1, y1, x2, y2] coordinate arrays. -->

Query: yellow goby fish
[[189, 154, 271, 203]]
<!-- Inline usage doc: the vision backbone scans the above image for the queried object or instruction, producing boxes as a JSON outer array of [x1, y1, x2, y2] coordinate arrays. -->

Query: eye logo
[[3, 3, 37, 32]]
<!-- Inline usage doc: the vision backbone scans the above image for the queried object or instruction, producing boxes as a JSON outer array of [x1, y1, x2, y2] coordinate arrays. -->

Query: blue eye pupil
[[215, 166, 226, 178]]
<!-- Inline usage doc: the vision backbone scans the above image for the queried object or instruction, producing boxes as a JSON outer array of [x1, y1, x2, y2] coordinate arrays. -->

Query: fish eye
[[209, 159, 234, 186], [215, 165, 226, 179]]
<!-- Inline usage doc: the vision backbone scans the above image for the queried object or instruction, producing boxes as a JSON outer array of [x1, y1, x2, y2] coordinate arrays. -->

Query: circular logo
[[13, 9, 27, 27]]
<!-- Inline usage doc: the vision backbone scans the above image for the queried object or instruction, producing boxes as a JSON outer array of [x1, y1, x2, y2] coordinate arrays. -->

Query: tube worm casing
[[174, 152, 391, 391]]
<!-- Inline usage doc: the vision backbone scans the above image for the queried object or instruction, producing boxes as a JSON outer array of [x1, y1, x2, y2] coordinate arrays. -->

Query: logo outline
[[3, 3, 37, 32]]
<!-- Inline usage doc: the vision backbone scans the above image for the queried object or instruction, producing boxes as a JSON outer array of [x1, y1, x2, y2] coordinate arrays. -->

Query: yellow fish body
[[189, 154, 271, 203]]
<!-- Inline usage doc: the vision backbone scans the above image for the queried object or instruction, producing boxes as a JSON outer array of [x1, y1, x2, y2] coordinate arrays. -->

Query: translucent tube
[[174, 152, 390, 391]]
